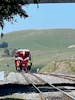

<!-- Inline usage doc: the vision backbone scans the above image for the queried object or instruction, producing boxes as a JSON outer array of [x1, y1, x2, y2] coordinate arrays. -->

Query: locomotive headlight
[[28, 60, 32, 66], [16, 60, 20, 67], [23, 51, 25, 56]]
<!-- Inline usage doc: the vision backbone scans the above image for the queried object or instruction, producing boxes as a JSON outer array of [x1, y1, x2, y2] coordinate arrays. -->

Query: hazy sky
[[1, 3, 75, 34]]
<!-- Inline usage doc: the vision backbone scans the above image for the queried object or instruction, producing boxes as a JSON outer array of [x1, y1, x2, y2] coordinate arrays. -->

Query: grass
[[1, 29, 75, 50], [31, 64, 44, 73], [40, 61, 57, 73], [0, 29, 75, 73]]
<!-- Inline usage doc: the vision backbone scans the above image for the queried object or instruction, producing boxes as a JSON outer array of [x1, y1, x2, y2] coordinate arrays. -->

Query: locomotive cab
[[14, 49, 32, 71]]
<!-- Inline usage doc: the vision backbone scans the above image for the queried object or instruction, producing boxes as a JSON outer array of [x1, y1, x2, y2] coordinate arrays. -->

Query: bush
[[11, 49, 17, 57], [0, 42, 8, 48], [4, 49, 10, 56]]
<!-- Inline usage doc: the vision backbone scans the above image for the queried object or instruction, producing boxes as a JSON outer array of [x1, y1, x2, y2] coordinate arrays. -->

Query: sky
[[1, 3, 75, 34]]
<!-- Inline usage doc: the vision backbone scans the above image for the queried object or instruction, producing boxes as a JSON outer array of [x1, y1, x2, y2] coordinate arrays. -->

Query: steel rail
[[50, 73, 75, 82], [50, 73, 75, 78], [34, 73, 75, 100], [39, 73, 75, 82], [21, 71, 46, 100], [30, 73, 46, 84]]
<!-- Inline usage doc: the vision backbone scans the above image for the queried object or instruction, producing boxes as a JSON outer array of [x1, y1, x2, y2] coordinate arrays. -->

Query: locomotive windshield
[[25, 52, 29, 58], [16, 51, 29, 59]]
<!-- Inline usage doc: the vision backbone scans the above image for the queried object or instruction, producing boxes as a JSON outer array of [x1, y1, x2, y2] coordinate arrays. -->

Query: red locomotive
[[14, 49, 32, 71]]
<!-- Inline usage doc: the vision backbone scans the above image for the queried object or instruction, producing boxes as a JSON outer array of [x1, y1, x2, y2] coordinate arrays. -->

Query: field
[[0, 29, 75, 74]]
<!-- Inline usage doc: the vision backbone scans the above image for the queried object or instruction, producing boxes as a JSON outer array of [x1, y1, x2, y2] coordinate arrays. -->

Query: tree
[[0, 0, 40, 29], [1, 33, 4, 39], [0, 0, 29, 29], [0, 42, 8, 48]]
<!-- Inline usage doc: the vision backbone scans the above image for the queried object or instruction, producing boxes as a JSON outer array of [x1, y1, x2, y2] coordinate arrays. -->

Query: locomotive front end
[[14, 49, 32, 71]]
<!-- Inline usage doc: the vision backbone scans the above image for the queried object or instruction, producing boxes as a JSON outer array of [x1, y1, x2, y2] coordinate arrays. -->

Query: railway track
[[21, 71, 46, 100], [39, 72, 75, 82], [48, 73, 75, 82], [33, 73, 75, 100], [0, 72, 75, 100], [21, 72, 75, 100]]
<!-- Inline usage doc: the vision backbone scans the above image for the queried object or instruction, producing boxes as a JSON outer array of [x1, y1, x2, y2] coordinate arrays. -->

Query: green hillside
[[1, 29, 75, 50], [0, 29, 75, 73]]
